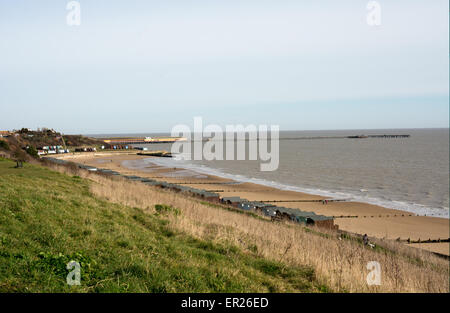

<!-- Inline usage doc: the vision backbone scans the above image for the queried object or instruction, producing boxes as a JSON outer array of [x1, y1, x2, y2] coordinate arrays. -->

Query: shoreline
[[138, 156, 449, 218], [54, 152, 450, 256]]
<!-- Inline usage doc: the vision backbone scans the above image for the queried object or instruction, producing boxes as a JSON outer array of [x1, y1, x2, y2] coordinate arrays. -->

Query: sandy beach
[[55, 152, 450, 256]]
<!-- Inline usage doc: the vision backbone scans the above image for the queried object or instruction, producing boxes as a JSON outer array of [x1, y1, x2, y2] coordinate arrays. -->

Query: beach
[[56, 152, 450, 256]]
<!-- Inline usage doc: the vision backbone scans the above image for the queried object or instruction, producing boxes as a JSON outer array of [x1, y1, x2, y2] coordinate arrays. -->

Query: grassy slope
[[0, 158, 328, 292]]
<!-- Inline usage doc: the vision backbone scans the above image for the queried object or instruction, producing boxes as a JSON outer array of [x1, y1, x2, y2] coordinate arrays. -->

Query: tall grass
[[47, 162, 449, 292], [0, 159, 327, 292]]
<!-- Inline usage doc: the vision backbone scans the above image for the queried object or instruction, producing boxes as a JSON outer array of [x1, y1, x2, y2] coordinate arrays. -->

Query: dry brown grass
[[48, 162, 450, 293]]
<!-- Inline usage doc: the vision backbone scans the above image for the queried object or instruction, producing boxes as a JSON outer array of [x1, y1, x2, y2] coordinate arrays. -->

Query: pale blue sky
[[0, 0, 448, 134]]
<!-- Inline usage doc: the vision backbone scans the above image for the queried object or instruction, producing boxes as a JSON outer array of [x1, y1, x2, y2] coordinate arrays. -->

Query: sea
[[91, 129, 449, 218]]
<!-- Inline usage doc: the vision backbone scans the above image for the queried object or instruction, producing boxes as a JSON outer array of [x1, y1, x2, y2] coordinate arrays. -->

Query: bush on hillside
[[25, 146, 39, 158], [0, 140, 9, 151], [12, 147, 27, 168]]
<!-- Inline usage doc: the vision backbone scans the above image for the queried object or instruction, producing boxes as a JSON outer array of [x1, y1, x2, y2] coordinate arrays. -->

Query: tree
[[0, 139, 9, 151], [13, 147, 27, 168], [25, 146, 39, 158]]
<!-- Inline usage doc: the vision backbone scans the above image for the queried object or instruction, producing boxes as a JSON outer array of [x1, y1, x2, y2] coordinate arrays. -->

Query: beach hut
[[249, 201, 276, 212], [185, 187, 203, 197], [98, 169, 115, 175], [169, 184, 184, 193], [274, 207, 298, 221], [238, 202, 254, 210], [198, 191, 220, 202], [78, 165, 97, 172], [220, 197, 243, 207], [141, 180, 160, 186], [291, 211, 317, 225], [260, 207, 277, 217], [159, 182, 177, 189], [309, 214, 336, 229], [124, 175, 143, 181], [289, 210, 336, 228], [177, 185, 193, 193]]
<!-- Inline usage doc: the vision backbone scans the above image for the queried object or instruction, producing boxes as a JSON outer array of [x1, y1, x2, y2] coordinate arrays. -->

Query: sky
[[0, 0, 448, 134]]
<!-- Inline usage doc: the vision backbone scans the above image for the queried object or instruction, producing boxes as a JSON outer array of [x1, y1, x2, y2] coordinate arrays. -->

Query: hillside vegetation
[[0, 158, 327, 292], [0, 129, 108, 154], [1, 158, 448, 292]]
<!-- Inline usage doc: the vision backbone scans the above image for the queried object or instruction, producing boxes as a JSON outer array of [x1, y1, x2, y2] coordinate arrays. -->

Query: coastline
[[134, 155, 449, 218], [55, 152, 450, 256]]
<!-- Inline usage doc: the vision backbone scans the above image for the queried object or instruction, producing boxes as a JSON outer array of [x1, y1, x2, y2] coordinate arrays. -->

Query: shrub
[[25, 146, 38, 158], [155, 204, 180, 216], [0, 140, 9, 151], [12, 147, 27, 168]]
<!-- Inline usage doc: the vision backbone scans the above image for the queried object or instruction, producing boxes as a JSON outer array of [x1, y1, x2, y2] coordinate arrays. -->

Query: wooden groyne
[[402, 238, 450, 244], [366, 134, 410, 138], [200, 134, 411, 141], [137, 151, 172, 157], [281, 134, 410, 140]]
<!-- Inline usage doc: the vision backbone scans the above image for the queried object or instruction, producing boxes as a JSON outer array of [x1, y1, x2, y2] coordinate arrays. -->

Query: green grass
[[0, 158, 328, 292]]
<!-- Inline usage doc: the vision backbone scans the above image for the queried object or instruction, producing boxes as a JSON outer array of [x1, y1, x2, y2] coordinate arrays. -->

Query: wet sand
[[55, 152, 450, 256]]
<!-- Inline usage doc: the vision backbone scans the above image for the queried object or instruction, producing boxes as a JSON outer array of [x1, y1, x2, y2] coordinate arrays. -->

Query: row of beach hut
[[45, 157, 336, 229], [220, 196, 336, 228]]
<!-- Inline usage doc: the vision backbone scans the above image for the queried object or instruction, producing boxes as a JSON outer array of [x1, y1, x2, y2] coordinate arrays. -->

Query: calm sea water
[[92, 129, 449, 217]]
